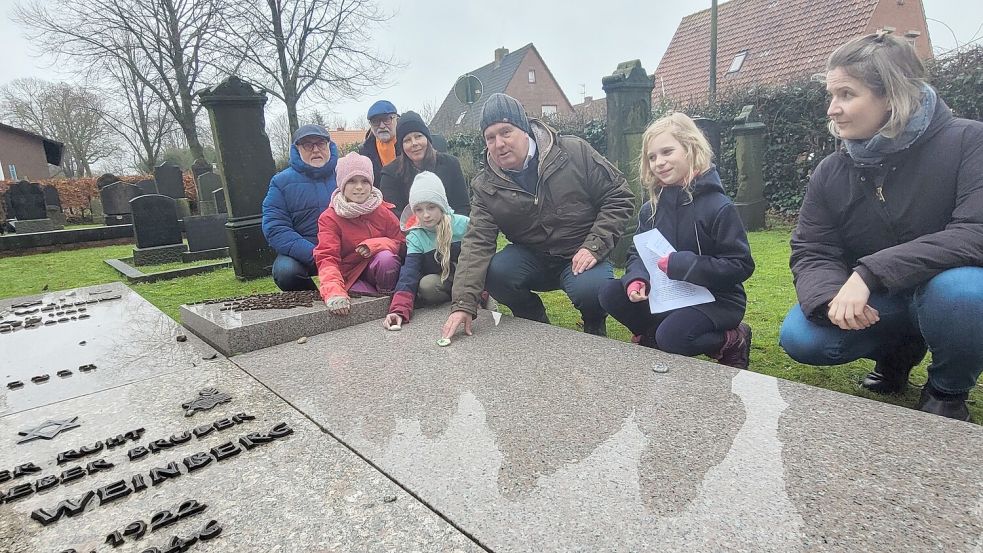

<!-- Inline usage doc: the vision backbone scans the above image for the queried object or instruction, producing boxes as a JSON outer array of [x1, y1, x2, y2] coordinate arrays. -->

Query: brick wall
[[505, 49, 575, 119], [0, 128, 50, 181], [867, 0, 934, 59]]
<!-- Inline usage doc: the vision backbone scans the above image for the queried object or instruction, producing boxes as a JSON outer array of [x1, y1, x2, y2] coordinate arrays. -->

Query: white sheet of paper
[[632, 228, 715, 314]]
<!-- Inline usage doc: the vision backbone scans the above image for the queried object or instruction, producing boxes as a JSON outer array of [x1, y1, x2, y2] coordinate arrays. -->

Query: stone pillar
[[731, 106, 767, 231], [200, 77, 277, 280], [602, 60, 653, 267]]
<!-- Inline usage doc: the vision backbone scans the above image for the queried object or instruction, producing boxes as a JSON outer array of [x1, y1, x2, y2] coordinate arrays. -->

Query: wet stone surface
[[234, 307, 983, 552]]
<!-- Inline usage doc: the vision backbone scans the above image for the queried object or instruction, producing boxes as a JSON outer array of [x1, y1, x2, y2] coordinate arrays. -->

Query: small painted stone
[[436, 338, 451, 347], [296, 336, 308, 344], [652, 364, 669, 374], [383, 495, 398, 503]]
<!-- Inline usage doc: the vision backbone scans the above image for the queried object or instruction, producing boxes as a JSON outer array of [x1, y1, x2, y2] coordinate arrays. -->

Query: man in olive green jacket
[[441, 93, 634, 339]]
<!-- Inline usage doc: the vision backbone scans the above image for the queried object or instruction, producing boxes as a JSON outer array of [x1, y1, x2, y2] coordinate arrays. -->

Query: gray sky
[[2, 0, 981, 130]]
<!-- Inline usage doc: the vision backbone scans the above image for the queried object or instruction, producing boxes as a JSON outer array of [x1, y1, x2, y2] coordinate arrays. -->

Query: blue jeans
[[272, 254, 318, 291], [779, 267, 983, 394], [485, 244, 613, 323]]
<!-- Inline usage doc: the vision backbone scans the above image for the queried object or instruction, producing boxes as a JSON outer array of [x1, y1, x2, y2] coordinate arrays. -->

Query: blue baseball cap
[[367, 100, 398, 119], [292, 124, 330, 144]]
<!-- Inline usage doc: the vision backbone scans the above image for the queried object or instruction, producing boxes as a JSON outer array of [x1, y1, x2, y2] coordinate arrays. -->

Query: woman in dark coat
[[779, 32, 983, 421], [598, 112, 755, 369], [378, 111, 470, 217]]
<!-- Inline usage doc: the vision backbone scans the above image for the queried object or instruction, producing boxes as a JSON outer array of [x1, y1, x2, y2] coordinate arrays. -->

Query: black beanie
[[396, 111, 433, 146], [480, 93, 531, 135]]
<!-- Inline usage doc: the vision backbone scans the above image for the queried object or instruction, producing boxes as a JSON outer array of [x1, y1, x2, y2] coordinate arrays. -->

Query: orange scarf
[[376, 138, 396, 166]]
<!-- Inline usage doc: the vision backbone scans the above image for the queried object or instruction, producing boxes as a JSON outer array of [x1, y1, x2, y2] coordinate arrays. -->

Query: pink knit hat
[[335, 152, 374, 193]]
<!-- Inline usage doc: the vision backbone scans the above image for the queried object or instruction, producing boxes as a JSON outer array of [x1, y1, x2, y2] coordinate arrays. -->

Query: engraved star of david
[[17, 417, 81, 444]]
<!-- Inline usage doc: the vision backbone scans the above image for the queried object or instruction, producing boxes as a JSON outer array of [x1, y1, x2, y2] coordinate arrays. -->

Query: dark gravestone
[[154, 161, 185, 199], [135, 179, 158, 196], [95, 173, 119, 189], [42, 185, 62, 209], [6, 181, 47, 220], [130, 194, 186, 265], [100, 182, 143, 225], [200, 77, 277, 279], [191, 158, 213, 184], [197, 172, 223, 215], [214, 188, 228, 214], [184, 214, 229, 252]]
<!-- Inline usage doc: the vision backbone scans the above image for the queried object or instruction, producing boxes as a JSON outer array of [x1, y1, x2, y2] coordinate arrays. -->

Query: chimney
[[494, 47, 509, 68]]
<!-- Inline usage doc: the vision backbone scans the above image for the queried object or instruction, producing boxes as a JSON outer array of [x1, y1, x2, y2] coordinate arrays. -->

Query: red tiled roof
[[330, 129, 368, 147], [653, 0, 881, 104]]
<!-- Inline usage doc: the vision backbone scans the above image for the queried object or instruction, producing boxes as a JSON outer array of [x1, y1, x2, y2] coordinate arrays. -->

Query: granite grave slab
[[0, 283, 215, 416], [89, 197, 104, 225], [99, 182, 142, 225], [42, 185, 61, 209], [4, 181, 47, 221], [183, 214, 228, 253], [233, 308, 983, 552], [134, 178, 157, 196], [0, 351, 479, 552], [130, 194, 186, 265], [196, 173, 223, 216], [181, 293, 388, 356]]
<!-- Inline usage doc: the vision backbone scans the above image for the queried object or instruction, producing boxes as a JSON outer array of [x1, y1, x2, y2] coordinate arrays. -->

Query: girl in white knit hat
[[384, 171, 470, 330]]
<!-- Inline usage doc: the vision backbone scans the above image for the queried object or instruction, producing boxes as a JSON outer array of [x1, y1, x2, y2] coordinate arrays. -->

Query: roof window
[[455, 111, 467, 125], [728, 50, 748, 74]]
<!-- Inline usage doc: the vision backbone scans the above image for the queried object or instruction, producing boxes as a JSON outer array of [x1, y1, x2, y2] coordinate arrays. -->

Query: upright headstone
[[4, 181, 57, 232], [732, 106, 767, 231], [154, 161, 185, 199], [196, 172, 223, 215], [191, 157, 213, 184], [693, 117, 723, 162], [184, 213, 229, 253], [89, 196, 105, 225], [95, 173, 119, 189], [201, 76, 277, 279], [45, 205, 66, 228], [135, 178, 158, 196], [100, 181, 143, 225], [214, 188, 228, 214], [602, 60, 653, 267], [42, 184, 61, 210], [130, 194, 187, 265]]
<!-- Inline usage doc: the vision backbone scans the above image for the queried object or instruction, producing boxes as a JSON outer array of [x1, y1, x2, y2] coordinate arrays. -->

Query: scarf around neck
[[844, 84, 937, 165], [330, 187, 383, 219]]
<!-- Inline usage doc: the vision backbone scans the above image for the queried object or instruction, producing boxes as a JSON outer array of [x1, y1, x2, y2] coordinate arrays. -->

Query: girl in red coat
[[314, 152, 404, 315]]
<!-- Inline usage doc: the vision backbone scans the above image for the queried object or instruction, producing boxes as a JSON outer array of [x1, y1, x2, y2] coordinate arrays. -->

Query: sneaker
[[916, 383, 971, 422], [716, 322, 751, 369], [861, 335, 927, 395]]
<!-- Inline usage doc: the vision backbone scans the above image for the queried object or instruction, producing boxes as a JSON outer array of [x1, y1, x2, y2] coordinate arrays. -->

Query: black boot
[[916, 383, 971, 422], [861, 335, 928, 394], [583, 317, 607, 337]]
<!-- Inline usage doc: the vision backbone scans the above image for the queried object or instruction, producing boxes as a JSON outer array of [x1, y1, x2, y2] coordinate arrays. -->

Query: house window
[[455, 111, 467, 125], [528, 70, 536, 83], [7, 164, 16, 180], [728, 50, 748, 73], [542, 105, 557, 116]]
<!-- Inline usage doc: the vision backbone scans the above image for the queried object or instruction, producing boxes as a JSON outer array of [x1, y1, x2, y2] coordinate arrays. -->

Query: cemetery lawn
[[1, 231, 978, 422]]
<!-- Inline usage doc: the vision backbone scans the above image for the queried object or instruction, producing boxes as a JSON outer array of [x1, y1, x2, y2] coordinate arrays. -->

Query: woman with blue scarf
[[779, 32, 983, 421]]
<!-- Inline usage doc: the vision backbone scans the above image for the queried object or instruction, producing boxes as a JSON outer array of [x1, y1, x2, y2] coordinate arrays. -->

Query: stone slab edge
[[181, 247, 229, 263], [180, 296, 389, 356], [104, 257, 232, 284]]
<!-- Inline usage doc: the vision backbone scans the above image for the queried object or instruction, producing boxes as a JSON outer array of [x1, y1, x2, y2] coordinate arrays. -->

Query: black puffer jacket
[[623, 166, 754, 330], [357, 131, 399, 186], [378, 152, 471, 216], [790, 98, 983, 319]]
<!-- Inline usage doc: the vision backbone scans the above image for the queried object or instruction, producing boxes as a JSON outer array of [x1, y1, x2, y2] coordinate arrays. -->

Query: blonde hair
[[827, 32, 927, 139], [637, 112, 713, 215], [432, 213, 453, 281]]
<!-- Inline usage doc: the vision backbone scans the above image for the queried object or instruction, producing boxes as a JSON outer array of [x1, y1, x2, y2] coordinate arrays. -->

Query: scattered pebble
[[296, 336, 308, 344], [383, 495, 398, 503], [78, 341, 87, 346], [176, 335, 188, 342], [436, 338, 451, 347], [202, 353, 219, 360], [652, 364, 669, 374]]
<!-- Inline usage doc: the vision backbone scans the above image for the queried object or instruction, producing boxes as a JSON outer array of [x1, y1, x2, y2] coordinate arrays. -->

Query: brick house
[[0, 122, 63, 181], [653, 0, 933, 104], [430, 44, 574, 135]]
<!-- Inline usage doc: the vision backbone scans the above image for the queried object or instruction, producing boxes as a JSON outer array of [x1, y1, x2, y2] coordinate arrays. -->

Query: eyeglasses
[[369, 115, 397, 127], [298, 139, 329, 152]]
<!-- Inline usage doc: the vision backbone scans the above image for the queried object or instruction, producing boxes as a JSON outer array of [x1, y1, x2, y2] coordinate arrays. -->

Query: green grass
[[1, 232, 979, 421]]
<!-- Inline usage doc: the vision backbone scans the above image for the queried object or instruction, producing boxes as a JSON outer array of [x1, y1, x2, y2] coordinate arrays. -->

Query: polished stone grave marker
[[89, 197, 105, 225], [134, 178, 157, 196], [154, 162, 185, 200], [234, 308, 983, 552], [213, 188, 227, 215], [196, 172, 223, 216], [99, 182, 142, 226], [3, 181, 57, 233], [0, 285, 478, 553], [182, 213, 229, 261], [41, 185, 61, 210], [130, 194, 187, 266]]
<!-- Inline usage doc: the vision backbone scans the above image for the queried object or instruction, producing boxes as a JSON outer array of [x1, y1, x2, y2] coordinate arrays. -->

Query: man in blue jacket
[[262, 124, 339, 291]]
